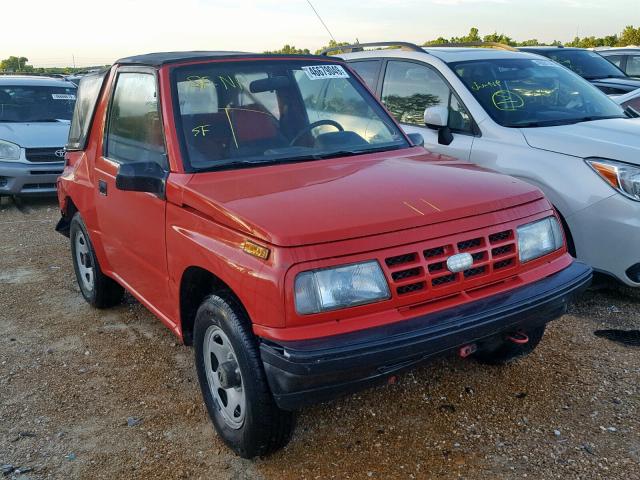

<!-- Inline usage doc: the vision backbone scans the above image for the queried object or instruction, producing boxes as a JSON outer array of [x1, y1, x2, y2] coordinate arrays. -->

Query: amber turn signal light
[[242, 241, 270, 260]]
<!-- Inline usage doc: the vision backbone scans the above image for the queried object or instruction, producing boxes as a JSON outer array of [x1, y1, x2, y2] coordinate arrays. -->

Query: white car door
[[379, 60, 475, 160]]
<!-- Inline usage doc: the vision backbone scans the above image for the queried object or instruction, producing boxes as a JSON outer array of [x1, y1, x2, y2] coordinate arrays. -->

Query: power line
[[305, 0, 336, 42]]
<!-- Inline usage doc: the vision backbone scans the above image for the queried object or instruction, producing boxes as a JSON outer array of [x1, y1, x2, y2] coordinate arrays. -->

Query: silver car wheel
[[75, 231, 94, 292], [203, 325, 246, 429]]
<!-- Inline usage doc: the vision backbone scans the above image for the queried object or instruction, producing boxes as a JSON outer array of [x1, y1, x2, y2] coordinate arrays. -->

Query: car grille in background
[[25, 148, 64, 163], [383, 229, 518, 297]]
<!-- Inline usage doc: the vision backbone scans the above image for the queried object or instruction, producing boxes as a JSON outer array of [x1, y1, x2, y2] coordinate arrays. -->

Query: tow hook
[[459, 343, 477, 358], [507, 331, 529, 344]]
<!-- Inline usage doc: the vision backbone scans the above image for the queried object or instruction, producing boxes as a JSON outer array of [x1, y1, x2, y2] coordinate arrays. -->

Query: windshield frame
[[169, 57, 411, 174], [448, 57, 626, 128]]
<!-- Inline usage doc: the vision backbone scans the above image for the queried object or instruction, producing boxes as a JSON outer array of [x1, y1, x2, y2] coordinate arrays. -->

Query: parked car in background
[[598, 47, 640, 79], [56, 51, 590, 457], [0, 75, 76, 196], [518, 46, 640, 95], [614, 88, 640, 115], [336, 42, 640, 288]]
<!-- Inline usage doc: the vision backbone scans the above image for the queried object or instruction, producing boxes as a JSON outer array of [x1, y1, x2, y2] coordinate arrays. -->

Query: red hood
[[179, 148, 545, 247]]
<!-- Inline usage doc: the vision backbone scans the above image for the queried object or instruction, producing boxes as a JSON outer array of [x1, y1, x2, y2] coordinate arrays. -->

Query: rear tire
[[194, 293, 295, 458], [474, 325, 546, 365], [70, 213, 124, 308]]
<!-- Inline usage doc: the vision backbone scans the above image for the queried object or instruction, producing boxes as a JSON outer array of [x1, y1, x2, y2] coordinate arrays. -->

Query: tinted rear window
[[67, 71, 108, 150]]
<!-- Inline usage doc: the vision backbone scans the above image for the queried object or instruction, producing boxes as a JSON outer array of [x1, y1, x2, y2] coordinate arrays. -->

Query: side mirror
[[115, 161, 167, 198], [424, 105, 448, 128], [407, 132, 424, 147]]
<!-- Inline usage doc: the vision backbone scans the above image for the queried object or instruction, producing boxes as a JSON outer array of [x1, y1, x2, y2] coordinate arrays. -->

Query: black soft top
[[116, 51, 341, 67]]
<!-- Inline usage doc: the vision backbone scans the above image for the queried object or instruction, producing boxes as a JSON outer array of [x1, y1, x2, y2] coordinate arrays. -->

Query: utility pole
[[72, 54, 76, 69]]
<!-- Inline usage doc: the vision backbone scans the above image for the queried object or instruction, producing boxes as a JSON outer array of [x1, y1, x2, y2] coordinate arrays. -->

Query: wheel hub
[[217, 361, 241, 389]]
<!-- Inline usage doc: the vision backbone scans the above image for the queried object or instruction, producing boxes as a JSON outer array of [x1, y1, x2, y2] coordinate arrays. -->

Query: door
[[94, 69, 173, 319], [379, 60, 475, 160]]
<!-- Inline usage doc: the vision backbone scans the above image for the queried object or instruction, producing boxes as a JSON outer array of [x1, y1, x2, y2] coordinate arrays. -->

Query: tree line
[[266, 25, 640, 55], [2, 25, 639, 73]]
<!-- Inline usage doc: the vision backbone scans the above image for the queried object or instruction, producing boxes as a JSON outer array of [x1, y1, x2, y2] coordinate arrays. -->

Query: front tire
[[474, 325, 546, 365], [70, 213, 124, 308], [194, 294, 295, 458]]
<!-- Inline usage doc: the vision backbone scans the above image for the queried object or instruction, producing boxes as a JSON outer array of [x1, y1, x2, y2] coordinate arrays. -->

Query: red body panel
[[57, 57, 571, 344]]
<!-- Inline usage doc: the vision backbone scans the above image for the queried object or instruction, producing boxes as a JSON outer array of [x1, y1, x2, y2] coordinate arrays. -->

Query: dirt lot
[[1, 197, 639, 480]]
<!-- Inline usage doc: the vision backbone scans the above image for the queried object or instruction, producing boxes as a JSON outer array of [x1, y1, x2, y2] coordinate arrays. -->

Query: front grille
[[29, 170, 63, 176], [21, 183, 56, 191], [397, 281, 425, 295], [391, 267, 421, 282], [25, 147, 64, 163], [383, 227, 518, 297], [385, 253, 417, 267]]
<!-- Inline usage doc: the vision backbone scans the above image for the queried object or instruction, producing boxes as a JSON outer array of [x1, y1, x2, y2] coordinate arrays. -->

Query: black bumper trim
[[260, 261, 592, 410]]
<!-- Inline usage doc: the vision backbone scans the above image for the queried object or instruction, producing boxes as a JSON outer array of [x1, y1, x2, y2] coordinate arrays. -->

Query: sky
[[1, 0, 639, 68]]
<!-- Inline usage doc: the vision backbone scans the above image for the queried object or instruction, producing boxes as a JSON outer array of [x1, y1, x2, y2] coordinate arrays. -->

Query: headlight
[[0, 139, 20, 161], [294, 260, 390, 315], [517, 216, 563, 263], [587, 158, 640, 201]]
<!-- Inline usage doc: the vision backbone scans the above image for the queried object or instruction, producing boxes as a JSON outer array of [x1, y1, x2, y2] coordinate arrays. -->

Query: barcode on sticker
[[52, 94, 76, 100], [302, 65, 349, 80]]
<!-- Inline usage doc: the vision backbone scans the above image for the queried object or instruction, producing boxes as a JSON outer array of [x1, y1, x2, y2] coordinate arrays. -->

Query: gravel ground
[[1, 196, 639, 479]]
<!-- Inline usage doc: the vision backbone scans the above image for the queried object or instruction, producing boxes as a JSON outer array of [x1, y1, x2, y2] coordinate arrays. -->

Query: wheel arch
[[179, 266, 251, 346]]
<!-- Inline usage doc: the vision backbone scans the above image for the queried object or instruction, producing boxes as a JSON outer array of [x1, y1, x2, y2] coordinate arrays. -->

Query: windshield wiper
[[199, 145, 405, 172], [583, 75, 628, 80], [507, 115, 624, 128], [29, 118, 67, 123]]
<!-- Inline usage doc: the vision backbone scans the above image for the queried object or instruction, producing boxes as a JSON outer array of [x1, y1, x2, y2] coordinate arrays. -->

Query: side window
[[604, 55, 623, 68], [349, 61, 381, 90], [381, 61, 472, 133], [627, 56, 640, 77], [105, 73, 165, 166]]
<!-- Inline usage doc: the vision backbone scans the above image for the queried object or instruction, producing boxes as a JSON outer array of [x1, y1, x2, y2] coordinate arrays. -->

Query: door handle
[[98, 180, 108, 196]]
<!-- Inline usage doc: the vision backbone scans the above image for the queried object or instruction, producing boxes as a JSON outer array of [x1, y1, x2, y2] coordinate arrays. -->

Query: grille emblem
[[446, 253, 473, 273], [55, 149, 65, 158]]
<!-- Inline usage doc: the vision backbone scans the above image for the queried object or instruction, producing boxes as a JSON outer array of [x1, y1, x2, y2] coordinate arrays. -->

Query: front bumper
[[260, 261, 592, 410], [567, 194, 640, 286], [0, 161, 63, 195]]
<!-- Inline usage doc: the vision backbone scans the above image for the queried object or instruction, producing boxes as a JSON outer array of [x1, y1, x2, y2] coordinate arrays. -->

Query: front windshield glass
[[172, 60, 408, 171], [0, 85, 76, 122], [450, 58, 625, 127], [540, 50, 626, 79]]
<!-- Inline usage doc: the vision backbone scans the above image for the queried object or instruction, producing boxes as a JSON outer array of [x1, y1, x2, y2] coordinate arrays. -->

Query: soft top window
[[67, 70, 108, 151]]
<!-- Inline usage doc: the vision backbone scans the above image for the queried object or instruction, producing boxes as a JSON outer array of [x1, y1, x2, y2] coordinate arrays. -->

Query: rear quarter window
[[67, 71, 108, 151]]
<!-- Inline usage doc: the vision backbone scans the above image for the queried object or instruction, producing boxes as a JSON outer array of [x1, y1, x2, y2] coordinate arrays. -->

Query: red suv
[[56, 52, 591, 458]]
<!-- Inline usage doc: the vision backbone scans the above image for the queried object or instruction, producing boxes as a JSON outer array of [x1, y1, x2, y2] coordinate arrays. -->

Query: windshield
[[0, 85, 76, 122], [537, 49, 626, 79], [172, 60, 408, 171], [450, 58, 625, 127]]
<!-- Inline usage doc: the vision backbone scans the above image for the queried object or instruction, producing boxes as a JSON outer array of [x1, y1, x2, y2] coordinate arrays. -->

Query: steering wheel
[[289, 119, 344, 146]]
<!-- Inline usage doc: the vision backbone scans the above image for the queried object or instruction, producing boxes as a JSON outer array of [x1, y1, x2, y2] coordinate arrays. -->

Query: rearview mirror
[[115, 161, 167, 198], [424, 105, 448, 128]]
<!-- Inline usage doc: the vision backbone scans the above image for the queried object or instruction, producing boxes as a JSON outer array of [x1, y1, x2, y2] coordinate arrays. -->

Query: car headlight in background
[[294, 260, 390, 314], [517, 217, 564, 263], [0, 139, 20, 161], [587, 158, 640, 201]]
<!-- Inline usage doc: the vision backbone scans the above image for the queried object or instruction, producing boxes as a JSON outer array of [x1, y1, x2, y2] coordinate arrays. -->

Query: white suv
[[335, 43, 640, 287]]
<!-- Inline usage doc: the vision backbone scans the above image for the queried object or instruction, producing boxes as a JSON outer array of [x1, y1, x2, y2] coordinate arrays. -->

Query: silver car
[[337, 43, 640, 287], [0, 75, 76, 196], [598, 47, 640, 78]]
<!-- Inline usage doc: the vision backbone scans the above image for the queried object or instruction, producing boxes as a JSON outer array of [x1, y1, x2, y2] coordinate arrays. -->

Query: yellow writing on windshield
[[192, 124, 211, 137], [492, 90, 525, 111], [187, 76, 211, 89], [471, 80, 501, 91]]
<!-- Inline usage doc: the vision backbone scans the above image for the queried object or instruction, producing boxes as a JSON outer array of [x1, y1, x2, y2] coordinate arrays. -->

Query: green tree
[[619, 25, 640, 46], [264, 44, 310, 55], [314, 39, 353, 55], [0, 56, 33, 72]]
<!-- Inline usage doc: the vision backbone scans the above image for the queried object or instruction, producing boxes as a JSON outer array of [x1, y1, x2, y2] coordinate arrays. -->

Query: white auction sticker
[[302, 64, 349, 80], [51, 93, 76, 100]]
